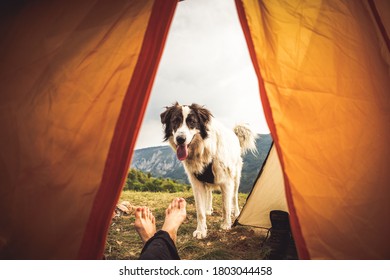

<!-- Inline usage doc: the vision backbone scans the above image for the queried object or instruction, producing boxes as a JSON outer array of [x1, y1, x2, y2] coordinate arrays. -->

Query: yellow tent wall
[[236, 0, 390, 259], [0, 0, 177, 259], [236, 145, 288, 228]]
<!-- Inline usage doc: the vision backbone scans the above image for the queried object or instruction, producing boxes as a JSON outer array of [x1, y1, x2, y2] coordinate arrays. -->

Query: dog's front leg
[[205, 185, 213, 215], [191, 181, 208, 239], [220, 183, 233, 230]]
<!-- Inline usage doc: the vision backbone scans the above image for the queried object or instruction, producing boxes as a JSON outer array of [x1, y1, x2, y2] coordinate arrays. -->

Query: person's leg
[[135, 198, 186, 260]]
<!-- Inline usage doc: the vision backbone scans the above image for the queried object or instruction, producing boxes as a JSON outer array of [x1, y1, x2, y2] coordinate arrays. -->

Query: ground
[[104, 190, 269, 260]]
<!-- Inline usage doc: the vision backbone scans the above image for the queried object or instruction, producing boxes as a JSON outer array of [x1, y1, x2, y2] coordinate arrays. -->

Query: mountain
[[131, 134, 273, 193]]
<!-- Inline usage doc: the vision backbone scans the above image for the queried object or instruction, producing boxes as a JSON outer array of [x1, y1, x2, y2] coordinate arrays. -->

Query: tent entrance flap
[[0, 0, 178, 260]]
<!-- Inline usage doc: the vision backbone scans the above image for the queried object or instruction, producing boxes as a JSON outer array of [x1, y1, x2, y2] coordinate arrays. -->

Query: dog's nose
[[176, 136, 186, 145]]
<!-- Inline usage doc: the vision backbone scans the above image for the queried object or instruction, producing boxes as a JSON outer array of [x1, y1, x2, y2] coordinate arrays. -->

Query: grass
[[104, 190, 269, 260]]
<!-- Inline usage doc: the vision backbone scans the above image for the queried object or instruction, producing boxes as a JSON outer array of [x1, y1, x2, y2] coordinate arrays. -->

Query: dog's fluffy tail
[[233, 123, 258, 155]]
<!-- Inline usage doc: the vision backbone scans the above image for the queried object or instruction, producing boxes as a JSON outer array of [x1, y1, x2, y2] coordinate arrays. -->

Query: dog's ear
[[160, 108, 171, 125], [190, 103, 212, 139], [160, 102, 179, 141], [160, 102, 179, 124], [190, 103, 212, 124]]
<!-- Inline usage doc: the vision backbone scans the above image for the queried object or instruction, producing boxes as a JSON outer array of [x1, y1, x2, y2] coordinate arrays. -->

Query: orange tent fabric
[[0, 0, 177, 259], [1, 0, 389, 260], [236, 0, 390, 259]]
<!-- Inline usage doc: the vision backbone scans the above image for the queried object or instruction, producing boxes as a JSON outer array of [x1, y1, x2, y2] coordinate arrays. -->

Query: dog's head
[[160, 102, 212, 161]]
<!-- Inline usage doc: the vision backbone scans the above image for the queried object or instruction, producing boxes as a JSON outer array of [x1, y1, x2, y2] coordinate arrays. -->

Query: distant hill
[[131, 134, 273, 193]]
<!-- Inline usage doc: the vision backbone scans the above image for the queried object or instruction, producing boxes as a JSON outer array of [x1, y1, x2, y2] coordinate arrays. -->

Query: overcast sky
[[135, 0, 269, 149]]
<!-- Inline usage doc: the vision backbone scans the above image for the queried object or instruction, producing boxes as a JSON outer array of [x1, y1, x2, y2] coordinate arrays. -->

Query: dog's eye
[[187, 119, 196, 127]]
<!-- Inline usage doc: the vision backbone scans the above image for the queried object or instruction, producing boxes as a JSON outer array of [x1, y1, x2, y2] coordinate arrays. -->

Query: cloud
[[135, 0, 269, 149]]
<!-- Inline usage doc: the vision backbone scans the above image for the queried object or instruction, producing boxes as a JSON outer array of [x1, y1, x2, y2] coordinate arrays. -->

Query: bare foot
[[134, 207, 156, 244], [162, 198, 187, 243]]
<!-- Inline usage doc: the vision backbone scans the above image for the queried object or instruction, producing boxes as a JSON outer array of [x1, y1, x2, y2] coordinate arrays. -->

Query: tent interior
[[0, 0, 389, 260], [235, 144, 288, 229]]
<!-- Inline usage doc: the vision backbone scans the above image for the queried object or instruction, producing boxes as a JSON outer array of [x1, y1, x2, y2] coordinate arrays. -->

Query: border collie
[[160, 102, 257, 239]]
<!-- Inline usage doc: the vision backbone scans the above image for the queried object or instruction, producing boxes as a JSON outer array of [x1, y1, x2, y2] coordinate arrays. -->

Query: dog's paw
[[193, 230, 207, 239], [220, 222, 231, 230], [232, 209, 240, 218], [206, 208, 213, 216]]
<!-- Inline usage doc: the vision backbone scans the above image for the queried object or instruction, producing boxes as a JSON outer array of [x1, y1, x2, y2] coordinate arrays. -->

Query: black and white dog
[[160, 102, 256, 239]]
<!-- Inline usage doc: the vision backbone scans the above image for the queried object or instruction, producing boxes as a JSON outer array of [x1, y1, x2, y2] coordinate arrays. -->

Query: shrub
[[124, 168, 190, 192]]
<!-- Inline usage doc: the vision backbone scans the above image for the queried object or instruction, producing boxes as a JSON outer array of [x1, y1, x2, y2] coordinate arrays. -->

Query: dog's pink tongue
[[177, 145, 188, 161]]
